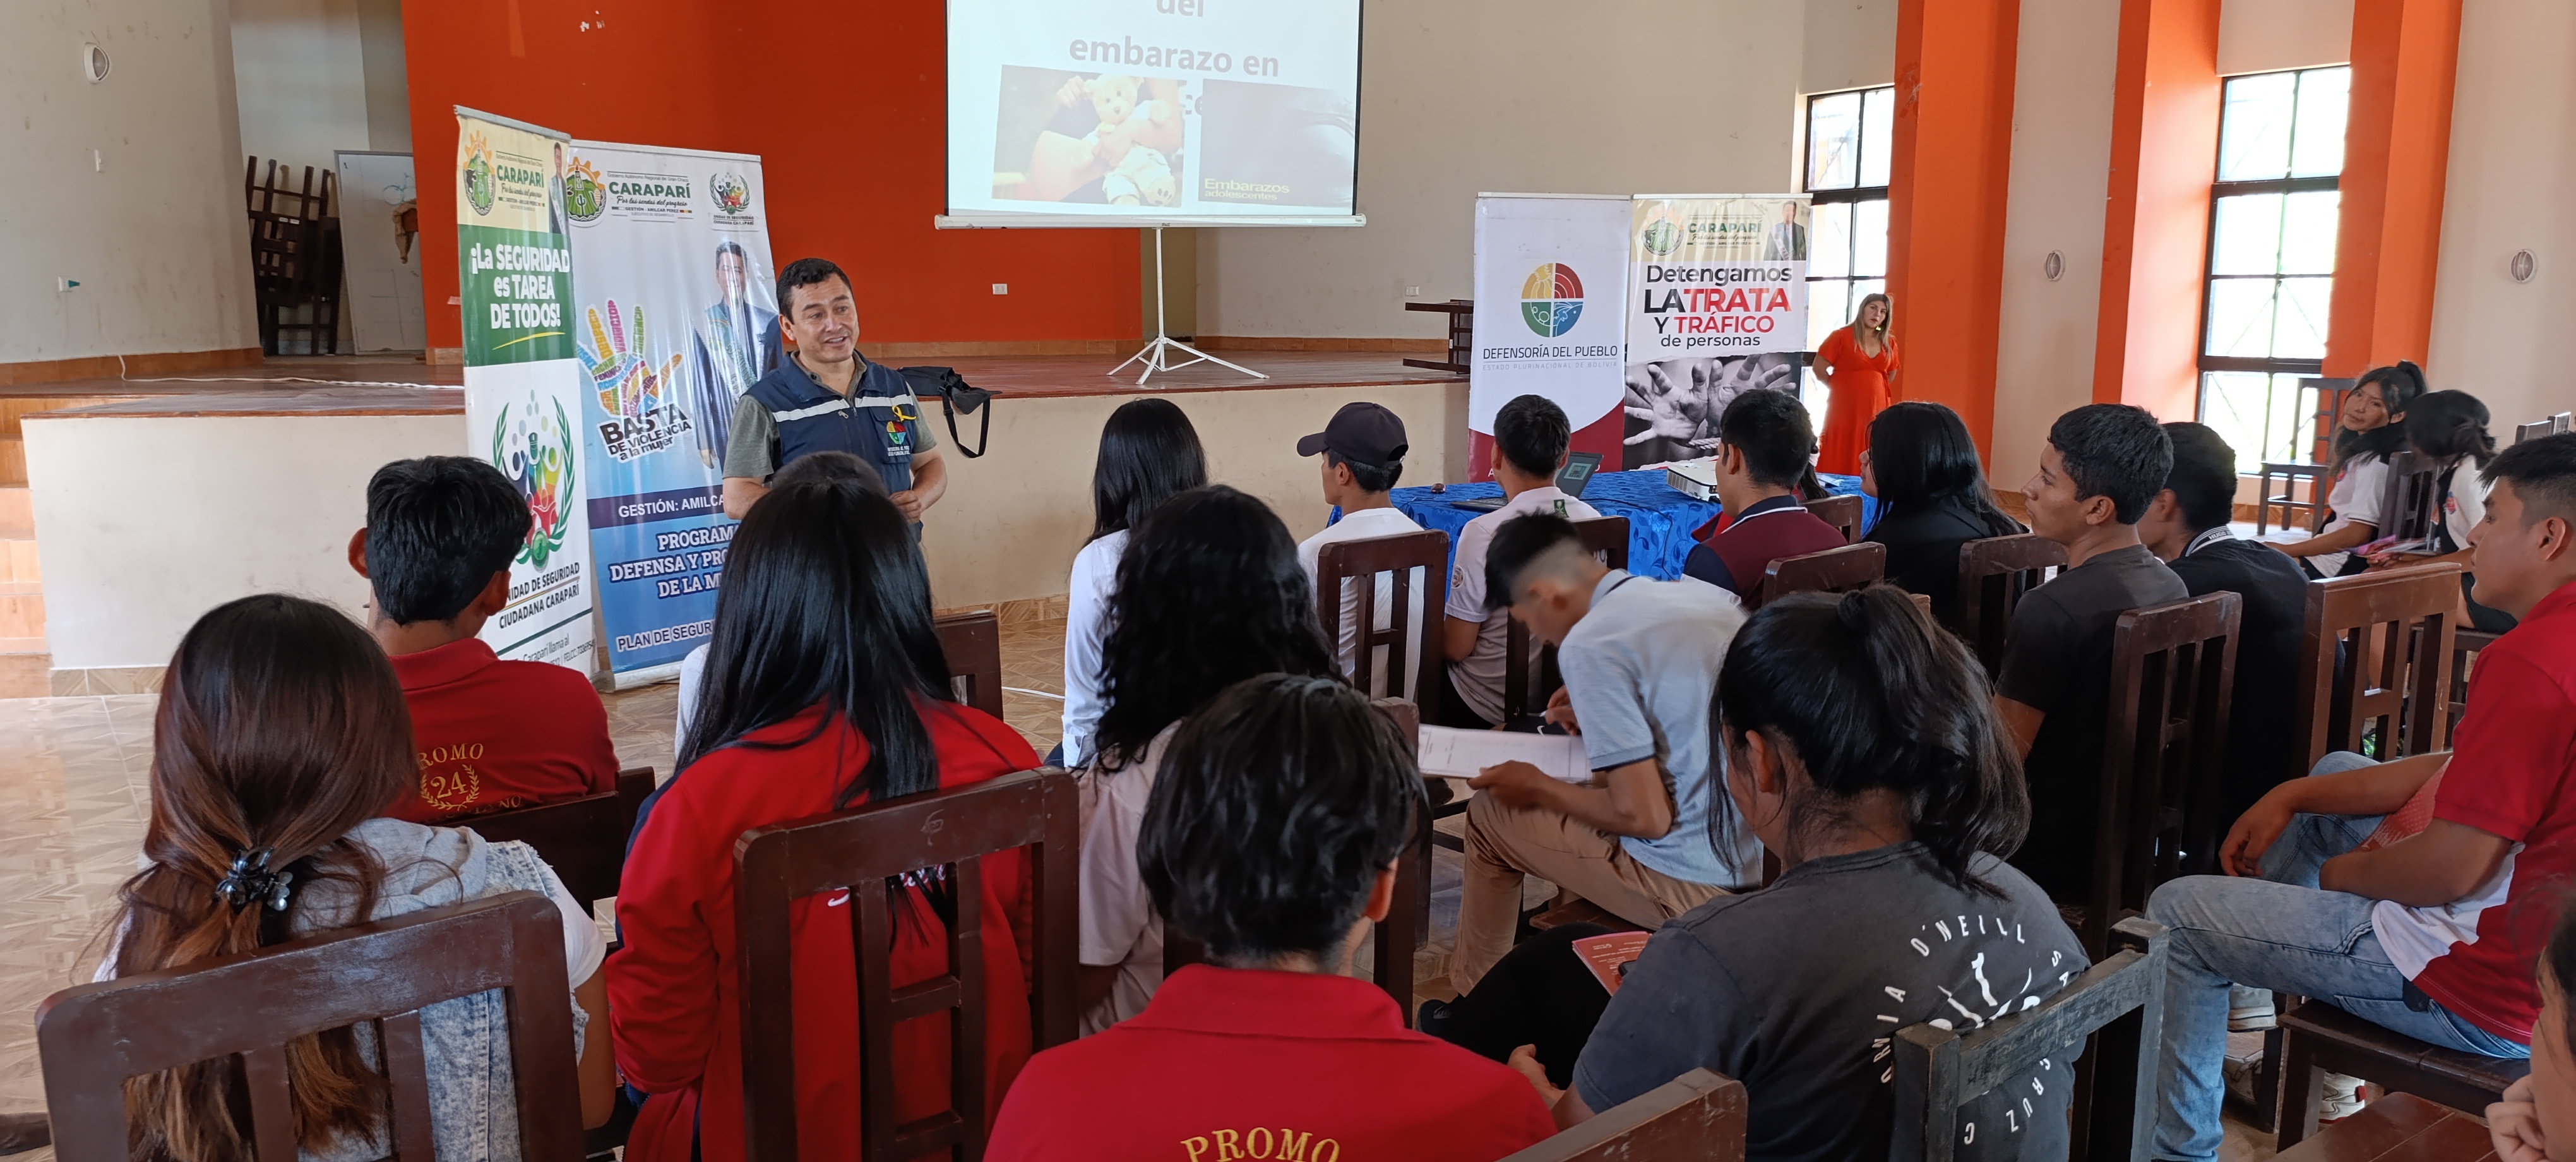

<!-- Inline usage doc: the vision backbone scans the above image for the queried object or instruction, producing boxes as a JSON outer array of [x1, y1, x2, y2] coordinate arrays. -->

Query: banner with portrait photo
[[1621, 195, 1809, 469], [563, 140, 777, 686], [454, 107, 597, 674], [1468, 195, 1631, 438]]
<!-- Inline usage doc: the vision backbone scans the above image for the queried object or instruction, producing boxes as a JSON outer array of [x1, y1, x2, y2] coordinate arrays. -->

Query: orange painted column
[[1885, 0, 2021, 457], [2324, 0, 2463, 376], [2091, 0, 2222, 419]]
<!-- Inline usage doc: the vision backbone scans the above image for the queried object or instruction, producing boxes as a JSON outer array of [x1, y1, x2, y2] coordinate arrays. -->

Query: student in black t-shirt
[[1486, 585, 2089, 1161], [1861, 402, 2027, 622], [2137, 422, 2311, 820], [1997, 405, 2188, 899]]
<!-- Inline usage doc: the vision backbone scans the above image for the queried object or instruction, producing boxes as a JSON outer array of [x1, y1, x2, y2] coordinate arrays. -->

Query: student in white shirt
[[2272, 361, 2426, 578], [1059, 399, 1207, 768], [2365, 389, 2514, 631], [1296, 402, 1428, 698], [1440, 394, 1599, 728]]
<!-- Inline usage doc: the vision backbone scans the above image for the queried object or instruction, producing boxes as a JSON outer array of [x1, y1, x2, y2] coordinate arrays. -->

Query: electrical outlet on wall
[[991, 283, 1008, 295]]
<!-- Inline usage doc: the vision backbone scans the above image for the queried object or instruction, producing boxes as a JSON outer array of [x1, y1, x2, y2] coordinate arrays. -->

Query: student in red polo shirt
[[989, 674, 1556, 1162], [2145, 432, 2576, 1162], [1680, 388, 1845, 602], [347, 457, 615, 822]]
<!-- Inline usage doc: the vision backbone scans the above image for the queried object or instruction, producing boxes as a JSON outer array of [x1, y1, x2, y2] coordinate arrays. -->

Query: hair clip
[[213, 847, 295, 913]]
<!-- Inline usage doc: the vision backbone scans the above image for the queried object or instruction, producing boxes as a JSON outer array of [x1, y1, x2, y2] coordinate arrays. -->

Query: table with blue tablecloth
[[1381, 469, 1880, 581]]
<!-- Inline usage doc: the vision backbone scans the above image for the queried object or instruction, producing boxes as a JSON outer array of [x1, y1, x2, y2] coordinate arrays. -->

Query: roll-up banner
[[1467, 195, 1631, 440], [454, 107, 598, 674], [1620, 195, 1810, 469], [563, 140, 777, 688]]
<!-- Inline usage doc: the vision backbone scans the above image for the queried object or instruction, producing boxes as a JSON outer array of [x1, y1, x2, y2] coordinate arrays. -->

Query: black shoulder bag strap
[[897, 365, 992, 458]]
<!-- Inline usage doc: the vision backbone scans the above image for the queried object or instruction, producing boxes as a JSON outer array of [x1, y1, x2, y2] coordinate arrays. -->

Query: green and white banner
[[455, 106, 596, 674]]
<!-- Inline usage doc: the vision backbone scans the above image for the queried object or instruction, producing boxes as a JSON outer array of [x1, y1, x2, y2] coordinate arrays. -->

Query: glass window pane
[[1852, 279, 1886, 316], [2200, 372, 2275, 474], [2205, 279, 2280, 358], [1808, 279, 1852, 350], [2218, 71, 2298, 181], [2273, 277, 2332, 358], [1859, 86, 1895, 188], [2263, 372, 2313, 467], [1850, 198, 1889, 277], [1810, 201, 1853, 279], [1808, 92, 1863, 191], [2290, 67, 2351, 178], [2277, 189, 2340, 275], [2210, 194, 2286, 276]]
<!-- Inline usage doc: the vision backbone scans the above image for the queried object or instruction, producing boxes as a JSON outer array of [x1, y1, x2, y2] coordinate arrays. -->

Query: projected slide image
[[992, 67, 1189, 207], [1195, 80, 1356, 210]]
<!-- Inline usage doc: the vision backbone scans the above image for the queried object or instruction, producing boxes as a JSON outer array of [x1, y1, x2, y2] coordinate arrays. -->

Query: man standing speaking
[[722, 256, 946, 524]]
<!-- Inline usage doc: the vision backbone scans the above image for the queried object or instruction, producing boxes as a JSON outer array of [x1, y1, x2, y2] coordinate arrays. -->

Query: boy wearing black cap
[[1296, 402, 1426, 697]]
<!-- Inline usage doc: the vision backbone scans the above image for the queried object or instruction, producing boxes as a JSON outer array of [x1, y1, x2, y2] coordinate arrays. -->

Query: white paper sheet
[[1417, 725, 1592, 784]]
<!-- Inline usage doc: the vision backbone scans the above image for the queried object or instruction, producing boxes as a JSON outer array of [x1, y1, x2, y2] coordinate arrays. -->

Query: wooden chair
[[1501, 517, 1630, 724], [933, 609, 1005, 719], [1892, 917, 2169, 1162], [2447, 628, 2501, 737], [1165, 699, 1433, 1019], [733, 767, 1080, 1161], [1497, 1068, 1746, 1162], [2294, 564, 2460, 774], [1314, 529, 1450, 704], [2274, 1000, 2531, 1149], [1955, 534, 2068, 674], [1757, 542, 1886, 608], [2377, 451, 2446, 547], [1806, 493, 1864, 544], [2083, 594, 2239, 959], [0, 1114, 43, 1156], [2257, 462, 2335, 536], [468, 765, 655, 911], [2517, 418, 2558, 445], [243, 157, 342, 357], [38, 893, 581, 1162]]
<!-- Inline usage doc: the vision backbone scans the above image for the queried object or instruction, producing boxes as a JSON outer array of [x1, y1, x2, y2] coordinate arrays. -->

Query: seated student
[[1996, 405, 2186, 899], [2145, 433, 2576, 1162], [1861, 401, 2027, 621], [2366, 388, 2515, 631], [1497, 587, 2088, 1159], [1079, 484, 1339, 1033], [612, 474, 1042, 1162], [1295, 402, 1427, 696], [672, 450, 885, 751], [1061, 398, 1207, 768], [989, 674, 1556, 1161], [2137, 422, 2310, 822], [1682, 388, 1849, 599], [2488, 899, 2576, 1162], [104, 594, 614, 1161], [1452, 513, 1756, 993], [2270, 361, 2426, 578], [347, 456, 615, 822], [1441, 394, 1600, 729]]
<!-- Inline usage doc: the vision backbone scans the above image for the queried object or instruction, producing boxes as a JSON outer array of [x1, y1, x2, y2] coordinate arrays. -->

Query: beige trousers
[[1450, 792, 1729, 993]]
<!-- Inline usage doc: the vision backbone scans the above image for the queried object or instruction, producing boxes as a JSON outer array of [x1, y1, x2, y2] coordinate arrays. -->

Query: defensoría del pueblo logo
[[1520, 263, 1584, 337]]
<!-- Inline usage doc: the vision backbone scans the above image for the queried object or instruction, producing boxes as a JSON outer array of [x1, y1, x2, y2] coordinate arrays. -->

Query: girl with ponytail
[[1436, 587, 2090, 1159], [2275, 361, 2428, 578], [2366, 388, 2515, 630], [107, 594, 612, 1161]]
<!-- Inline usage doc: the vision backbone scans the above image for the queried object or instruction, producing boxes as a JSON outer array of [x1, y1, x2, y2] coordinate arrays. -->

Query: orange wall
[[2092, 0, 2222, 419], [1886, 0, 2022, 458], [2325, 0, 2462, 376], [402, 0, 1142, 352]]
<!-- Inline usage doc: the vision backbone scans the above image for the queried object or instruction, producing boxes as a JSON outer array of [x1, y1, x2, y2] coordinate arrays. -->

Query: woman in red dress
[[1813, 293, 1899, 475]]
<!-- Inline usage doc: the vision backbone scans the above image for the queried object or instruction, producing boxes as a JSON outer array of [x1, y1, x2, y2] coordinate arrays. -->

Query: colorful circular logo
[[1520, 263, 1584, 338], [1640, 219, 1681, 256]]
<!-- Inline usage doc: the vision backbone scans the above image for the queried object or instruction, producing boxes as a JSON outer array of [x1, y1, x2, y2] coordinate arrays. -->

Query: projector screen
[[941, 0, 1364, 228]]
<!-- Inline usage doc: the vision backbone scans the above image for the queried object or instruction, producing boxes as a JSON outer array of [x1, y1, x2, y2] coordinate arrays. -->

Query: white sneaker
[[2228, 985, 2277, 1031], [2319, 1072, 2366, 1121]]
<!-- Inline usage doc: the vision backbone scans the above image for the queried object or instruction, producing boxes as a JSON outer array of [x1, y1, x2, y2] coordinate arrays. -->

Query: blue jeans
[[2145, 752, 2528, 1161]]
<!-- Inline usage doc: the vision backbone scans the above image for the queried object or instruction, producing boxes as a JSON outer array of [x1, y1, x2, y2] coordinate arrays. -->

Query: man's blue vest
[[744, 354, 922, 493]]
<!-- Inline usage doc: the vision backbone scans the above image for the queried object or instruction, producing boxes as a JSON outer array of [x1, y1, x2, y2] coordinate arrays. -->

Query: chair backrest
[[2378, 450, 2445, 545], [1504, 517, 1630, 722], [1806, 494, 1864, 544], [1892, 918, 2169, 1162], [467, 765, 656, 912], [1315, 529, 1452, 704], [933, 609, 1005, 719], [1758, 541, 1887, 609], [39, 893, 580, 1162], [2295, 563, 2460, 772], [2447, 628, 2502, 738], [2519, 418, 2558, 445], [1497, 1069, 1747, 1162], [734, 768, 1080, 1162], [2256, 461, 2333, 536], [2557, 411, 2574, 435], [1955, 534, 2068, 674], [1161, 699, 1431, 1018], [2089, 594, 2239, 959]]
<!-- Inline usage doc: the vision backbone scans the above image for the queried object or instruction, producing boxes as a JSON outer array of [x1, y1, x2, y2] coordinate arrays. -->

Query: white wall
[[2425, 0, 2576, 433], [0, 0, 258, 362], [1991, 0, 2125, 483], [230, 0, 407, 179], [1804, 0, 1899, 95], [2217, 0, 2353, 76], [1197, 0, 1806, 340]]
